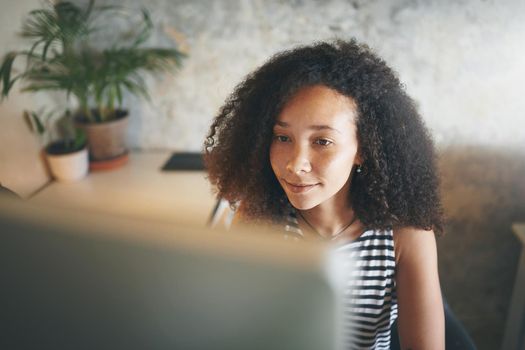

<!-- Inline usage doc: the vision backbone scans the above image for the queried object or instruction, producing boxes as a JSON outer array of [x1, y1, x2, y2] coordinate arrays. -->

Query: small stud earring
[[356, 165, 362, 173]]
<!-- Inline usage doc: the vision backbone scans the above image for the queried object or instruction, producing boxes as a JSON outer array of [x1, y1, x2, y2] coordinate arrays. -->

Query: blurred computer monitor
[[0, 198, 339, 350]]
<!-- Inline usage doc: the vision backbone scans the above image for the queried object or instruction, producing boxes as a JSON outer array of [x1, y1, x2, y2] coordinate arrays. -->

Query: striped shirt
[[284, 208, 398, 350]]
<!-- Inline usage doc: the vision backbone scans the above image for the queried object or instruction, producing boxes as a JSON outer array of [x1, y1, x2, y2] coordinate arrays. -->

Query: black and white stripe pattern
[[284, 209, 398, 350]]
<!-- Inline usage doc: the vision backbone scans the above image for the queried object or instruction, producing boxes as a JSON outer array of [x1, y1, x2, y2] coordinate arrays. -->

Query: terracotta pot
[[45, 142, 89, 182], [76, 111, 129, 162]]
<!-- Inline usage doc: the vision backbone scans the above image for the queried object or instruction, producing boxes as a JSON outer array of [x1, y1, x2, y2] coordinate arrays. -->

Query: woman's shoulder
[[392, 226, 436, 245], [392, 226, 437, 266]]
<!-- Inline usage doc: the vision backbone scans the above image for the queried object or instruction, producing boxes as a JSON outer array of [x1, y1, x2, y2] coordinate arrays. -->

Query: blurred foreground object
[[0, 198, 341, 350]]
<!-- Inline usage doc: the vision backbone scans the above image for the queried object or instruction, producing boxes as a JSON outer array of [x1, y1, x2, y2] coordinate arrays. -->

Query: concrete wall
[[103, 0, 525, 153], [0, 0, 51, 197]]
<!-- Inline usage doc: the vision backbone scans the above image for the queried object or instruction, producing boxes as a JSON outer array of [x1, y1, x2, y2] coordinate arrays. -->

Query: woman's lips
[[284, 180, 319, 193]]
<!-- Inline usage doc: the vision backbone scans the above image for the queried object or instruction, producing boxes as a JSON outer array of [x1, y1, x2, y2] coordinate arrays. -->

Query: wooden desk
[[31, 151, 217, 227], [502, 224, 525, 350]]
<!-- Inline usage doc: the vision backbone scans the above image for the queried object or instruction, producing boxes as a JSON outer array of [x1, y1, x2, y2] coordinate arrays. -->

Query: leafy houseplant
[[24, 108, 89, 182], [1, 0, 185, 170]]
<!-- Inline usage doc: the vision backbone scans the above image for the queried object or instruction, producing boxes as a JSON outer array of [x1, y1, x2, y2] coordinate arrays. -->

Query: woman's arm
[[394, 227, 445, 349]]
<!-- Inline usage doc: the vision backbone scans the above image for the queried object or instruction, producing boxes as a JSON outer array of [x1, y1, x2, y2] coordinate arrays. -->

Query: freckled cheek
[[315, 150, 356, 174], [310, 155, 334, 173]]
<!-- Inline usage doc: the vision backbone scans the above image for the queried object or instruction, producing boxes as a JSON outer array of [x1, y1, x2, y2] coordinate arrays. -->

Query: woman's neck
[[298, 201, 355, 239]]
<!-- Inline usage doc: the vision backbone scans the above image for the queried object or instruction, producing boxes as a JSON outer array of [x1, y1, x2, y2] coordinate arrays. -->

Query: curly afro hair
[[205, 39, 444, 235]]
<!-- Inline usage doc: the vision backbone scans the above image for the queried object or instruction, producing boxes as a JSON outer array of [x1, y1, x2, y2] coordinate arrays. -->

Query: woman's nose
[[286, 145, 312, 174]]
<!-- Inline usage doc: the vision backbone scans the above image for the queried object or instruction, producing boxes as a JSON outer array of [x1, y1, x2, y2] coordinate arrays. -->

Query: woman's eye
[[273, 135, 290, 142], [315, 139, 333, 146]]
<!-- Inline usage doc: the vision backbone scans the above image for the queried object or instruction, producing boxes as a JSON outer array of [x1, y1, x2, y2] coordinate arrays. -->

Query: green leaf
[[73, 127, 86, 150], [27, 39, 44, 61], [131, 8, 153, 48], [22, 110, 47, 135], [23, 110, 34, 133], [31, 111, 46, 134], [41, 38, 54, 60], [115, 82, 123, 107], [122, 76, 149, 100], [0, 52, 19, 97]]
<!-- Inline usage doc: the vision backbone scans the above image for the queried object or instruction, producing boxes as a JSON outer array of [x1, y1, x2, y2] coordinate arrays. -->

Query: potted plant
[[0, 0, 185, 172], [25, 109, 89, 182], [12, 107, 89, 182]]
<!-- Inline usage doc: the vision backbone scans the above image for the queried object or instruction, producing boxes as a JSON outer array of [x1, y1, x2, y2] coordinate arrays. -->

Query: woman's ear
[[355, 147, 363, 166]]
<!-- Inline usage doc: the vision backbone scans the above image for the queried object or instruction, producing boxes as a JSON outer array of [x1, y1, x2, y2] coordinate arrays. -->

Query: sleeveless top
[[283, 208, 398, 350]]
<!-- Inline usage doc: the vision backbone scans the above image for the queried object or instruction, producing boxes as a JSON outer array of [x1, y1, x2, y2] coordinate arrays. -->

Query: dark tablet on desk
[[161, 152, 204, 171]]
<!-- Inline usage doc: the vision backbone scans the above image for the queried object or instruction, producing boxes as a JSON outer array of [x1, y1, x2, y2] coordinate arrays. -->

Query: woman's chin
[[287, 198, 318, 211]]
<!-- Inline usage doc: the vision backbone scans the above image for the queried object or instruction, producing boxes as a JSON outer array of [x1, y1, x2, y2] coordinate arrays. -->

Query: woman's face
[[269, 85, 360, 211]]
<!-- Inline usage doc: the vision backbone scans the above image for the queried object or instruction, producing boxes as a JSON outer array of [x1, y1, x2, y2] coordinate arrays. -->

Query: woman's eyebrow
[[274, 121, 341, 134], [308, 125, 342, 134]]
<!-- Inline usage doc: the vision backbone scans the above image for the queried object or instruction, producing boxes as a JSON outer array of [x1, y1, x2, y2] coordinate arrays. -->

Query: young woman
[[205, 39, 445, 349]]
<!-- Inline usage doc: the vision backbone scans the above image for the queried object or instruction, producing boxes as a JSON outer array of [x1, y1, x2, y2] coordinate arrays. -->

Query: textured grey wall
[[99, 0, 525, 153], [0, 0, 52, 196]]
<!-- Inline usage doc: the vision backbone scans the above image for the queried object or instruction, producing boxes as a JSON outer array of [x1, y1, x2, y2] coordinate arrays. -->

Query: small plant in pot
[[1, 0, 185, 172], [24, 109, 89, 182]]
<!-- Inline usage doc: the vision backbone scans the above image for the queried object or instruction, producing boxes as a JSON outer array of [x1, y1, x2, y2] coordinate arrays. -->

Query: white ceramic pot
[[46, 146, 89, 182]]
